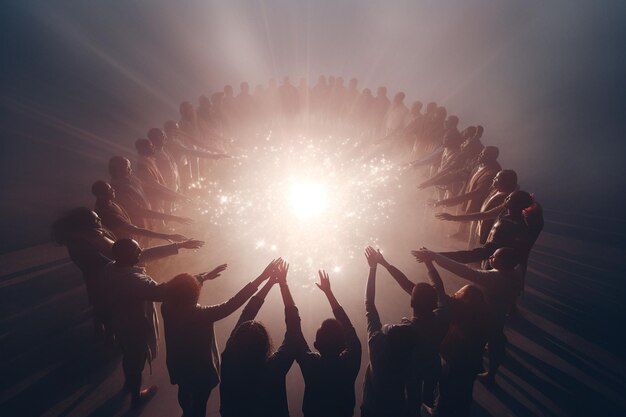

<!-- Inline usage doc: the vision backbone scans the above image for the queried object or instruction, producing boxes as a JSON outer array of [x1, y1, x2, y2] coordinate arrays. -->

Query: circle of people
[[52, 75, 544, 417]]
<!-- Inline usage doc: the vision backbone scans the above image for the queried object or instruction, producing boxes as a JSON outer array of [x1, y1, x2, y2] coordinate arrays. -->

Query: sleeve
[[334, 307, 362, 374], [432, 253, 492, 287], [140, 243, 179, 263], [200, 282, 258, 322], [386, 265, 416, 295], [229, 295, 265, 338], [365, 300, 383, 338], [269, 305, 302, 374]]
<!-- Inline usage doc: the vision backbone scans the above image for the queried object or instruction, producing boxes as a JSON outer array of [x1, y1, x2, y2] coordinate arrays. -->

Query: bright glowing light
[[288, 181, 329, 220]]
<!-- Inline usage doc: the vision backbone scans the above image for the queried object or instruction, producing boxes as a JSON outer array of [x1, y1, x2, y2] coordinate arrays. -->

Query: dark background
[[2, 0, 626, 253]]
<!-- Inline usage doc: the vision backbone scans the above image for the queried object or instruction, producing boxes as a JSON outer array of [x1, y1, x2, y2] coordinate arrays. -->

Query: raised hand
[[275, 259, 289, 285], [178, 239, 205, 250], [365, 246, 378, 268], [435, 212, 455, 221], [376, 249, 390, 268], [197, 263, 228, 282], [315, 270, 332, 294], [411, 247, 434, 263], [260, 258, 282, 280]]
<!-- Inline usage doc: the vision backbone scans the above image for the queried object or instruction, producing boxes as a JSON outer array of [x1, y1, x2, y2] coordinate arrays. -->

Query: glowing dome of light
[[288, 181, 329, 220]]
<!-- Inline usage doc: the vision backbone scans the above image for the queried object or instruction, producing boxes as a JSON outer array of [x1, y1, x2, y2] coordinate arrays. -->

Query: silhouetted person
[[413, 247, 522, 386], [293, 271, 362, 417], [92, 180, 188, 241], [101, 238, 203, 408], [279, 77, 300, 122], [135, 138, 184, 211], [161, 260, 277, 417], [220, 260, 300, 417], [360, 247, 421, 417], [371, 249, 450, 412], [384, 92, 410, 137], [108, 156, 191, 231], [436, 169, 519, 247], [410, 254, 490, 417], [373, 87, 390, 136], [147, 128, 180, 192]]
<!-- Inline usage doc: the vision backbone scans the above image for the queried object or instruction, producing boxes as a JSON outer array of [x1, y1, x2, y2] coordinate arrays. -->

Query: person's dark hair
[[111, 238, 141, 265], [52, 207, 99, 245], [147, 128, 165, 145], [482, 146, 499, 161], [497, 170, 518, 191], [411, 283, 437, 317], [91, 180, 109, 198], [228, 320, 273, 369], [315, 318, 346, 356], [108, 156, 129, 177], [135, 138, 153, 155], [506, 190, 534, 212], [166, 273, 201, 307], [492, 247, 520, 270]]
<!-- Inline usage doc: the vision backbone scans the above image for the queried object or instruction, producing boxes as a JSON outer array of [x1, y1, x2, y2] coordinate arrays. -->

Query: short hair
[[108, 156, 129, 177], [91, 180, 110, 198], [166, 273, 201, 307], [493, 247, 520, 269], [483, 146, 499, 160], [111, 238, 141, 264], [147, 128, 164, 143], [411, 283, 438, 317], [497, 170, 518, 191], [135, 138, 152, 154], [315, 318, 346, 356], [506, 190, 534, 211]]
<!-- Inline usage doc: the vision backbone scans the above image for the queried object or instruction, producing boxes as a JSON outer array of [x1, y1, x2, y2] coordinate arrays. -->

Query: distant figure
[[369, 248, 450, 413], [220, 259, 299, 417], [100, 238, 204, 408], [293, 271, 362, 417], [413, 247, 522, 386], [161, 260, 278, 417], [384, 92, 410, 137], [147, 127, 180, 193], [279, 77, 300, 121], [91, 180, 189, 241], [373, 87, 390, 136]]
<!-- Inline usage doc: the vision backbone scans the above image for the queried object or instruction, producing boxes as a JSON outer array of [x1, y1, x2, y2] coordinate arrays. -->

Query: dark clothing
[[177, 384, 212, 417], [437, 360, 476, 417], [220, 296, 300, 417], [110, 175, 152, 228], [361, 301, 416, 417], [161, 281, 258, 389], [95, 200, 135, 240], [294, 307, 362, 417]]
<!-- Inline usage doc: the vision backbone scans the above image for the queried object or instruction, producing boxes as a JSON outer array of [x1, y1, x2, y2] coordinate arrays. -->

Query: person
[[435, 169, 519, 247], [412, 247, 522, 386], [431, 146, 502, 241], [160, 259, 278, 417], [411, 251, 490, 417], [91, 180, 189, 241], [432, 190, 542, 276], [360, 247, 418, 417], [279, 77, 301, 123], [100, 238, 204, 408], [293, 270, 362, 417], [220, 259, 300, 417], [147, 128, 180, 193], [108, 156, 191, 230], [370, 248, 450, 412], [372, 87, 390, 136], [383, 92, 410, 137]]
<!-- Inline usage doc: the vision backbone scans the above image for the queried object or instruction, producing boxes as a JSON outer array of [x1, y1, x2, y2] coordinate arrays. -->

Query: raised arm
[[121, 221, 188, 242], [423, 260, 447, 307], [376, 250, 415, 295], [201, 259, 279, 322], [413, 249, 491, 287], [365, 247, 382, 335], [435, 186, 485, 208], [435, 203, 504, 223]]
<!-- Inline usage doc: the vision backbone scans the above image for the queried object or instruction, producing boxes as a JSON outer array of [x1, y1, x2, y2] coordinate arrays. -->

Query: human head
[[445, 115, 459, 130], [336, 76, 344, 86], [504, 190, 534, 212], [411, 282, 438, 317], [436, 106, 448, 121], [52, 207, 102, 245], [163, 120, 179, 138], [135, 138, 155, 157], [179, 101, 194, 120], [489, 247, 520, 270], [411, 101, 423, 116], [112, 238, 142, 267], [362, 88, 372, 97], [318, 75, 327, 86], [384, 325, 414, 364], [314, 318, 346, 356], [349, 78, 358, 90], [224, 85, 234, 97], [240, 82, 249, 94], [492, 170, 518, 192], [442, 130, 462, 148], [425, 102, 437, 114], [198, 95, 211, 109], [147, 128, 166, 150], [461, 126, 477, 140], [108, 156, 132, 179], [376, 86, 387, 97], [228, 320, 272, 366], [91, 180, 114, 200], [478, 146, 499, 164], [393, 92, 405, 105], [166, 273, 201, 307]]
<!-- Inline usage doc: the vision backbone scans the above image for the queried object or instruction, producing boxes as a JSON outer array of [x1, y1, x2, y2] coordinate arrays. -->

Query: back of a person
[[301, 353, 358, 417], [161, 303, 216, 386], [441, 302, 489, 373], [220, 351, 291, 417]]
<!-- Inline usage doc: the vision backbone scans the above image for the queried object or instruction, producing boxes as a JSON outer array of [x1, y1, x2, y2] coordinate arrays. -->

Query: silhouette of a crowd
[[52, 75, 544, 417]]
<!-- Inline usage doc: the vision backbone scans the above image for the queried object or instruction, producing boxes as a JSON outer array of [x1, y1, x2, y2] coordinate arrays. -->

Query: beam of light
[[288, 181, 329, 220]]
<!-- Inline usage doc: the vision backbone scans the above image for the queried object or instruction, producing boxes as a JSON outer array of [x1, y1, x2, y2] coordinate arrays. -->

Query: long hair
[[228, 320, 273, 371]]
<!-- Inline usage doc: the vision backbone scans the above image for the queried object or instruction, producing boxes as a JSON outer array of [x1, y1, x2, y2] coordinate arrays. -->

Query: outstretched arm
[[364, 247, 382, 335], [201, 259, 279, 321], [375, 250, 415, 295], [424, 260, 447, 307], [435, 186, 487, 208], [140, 239, 204, 263], [413, 248, 491, 286], [435, 203, 503, 223]]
